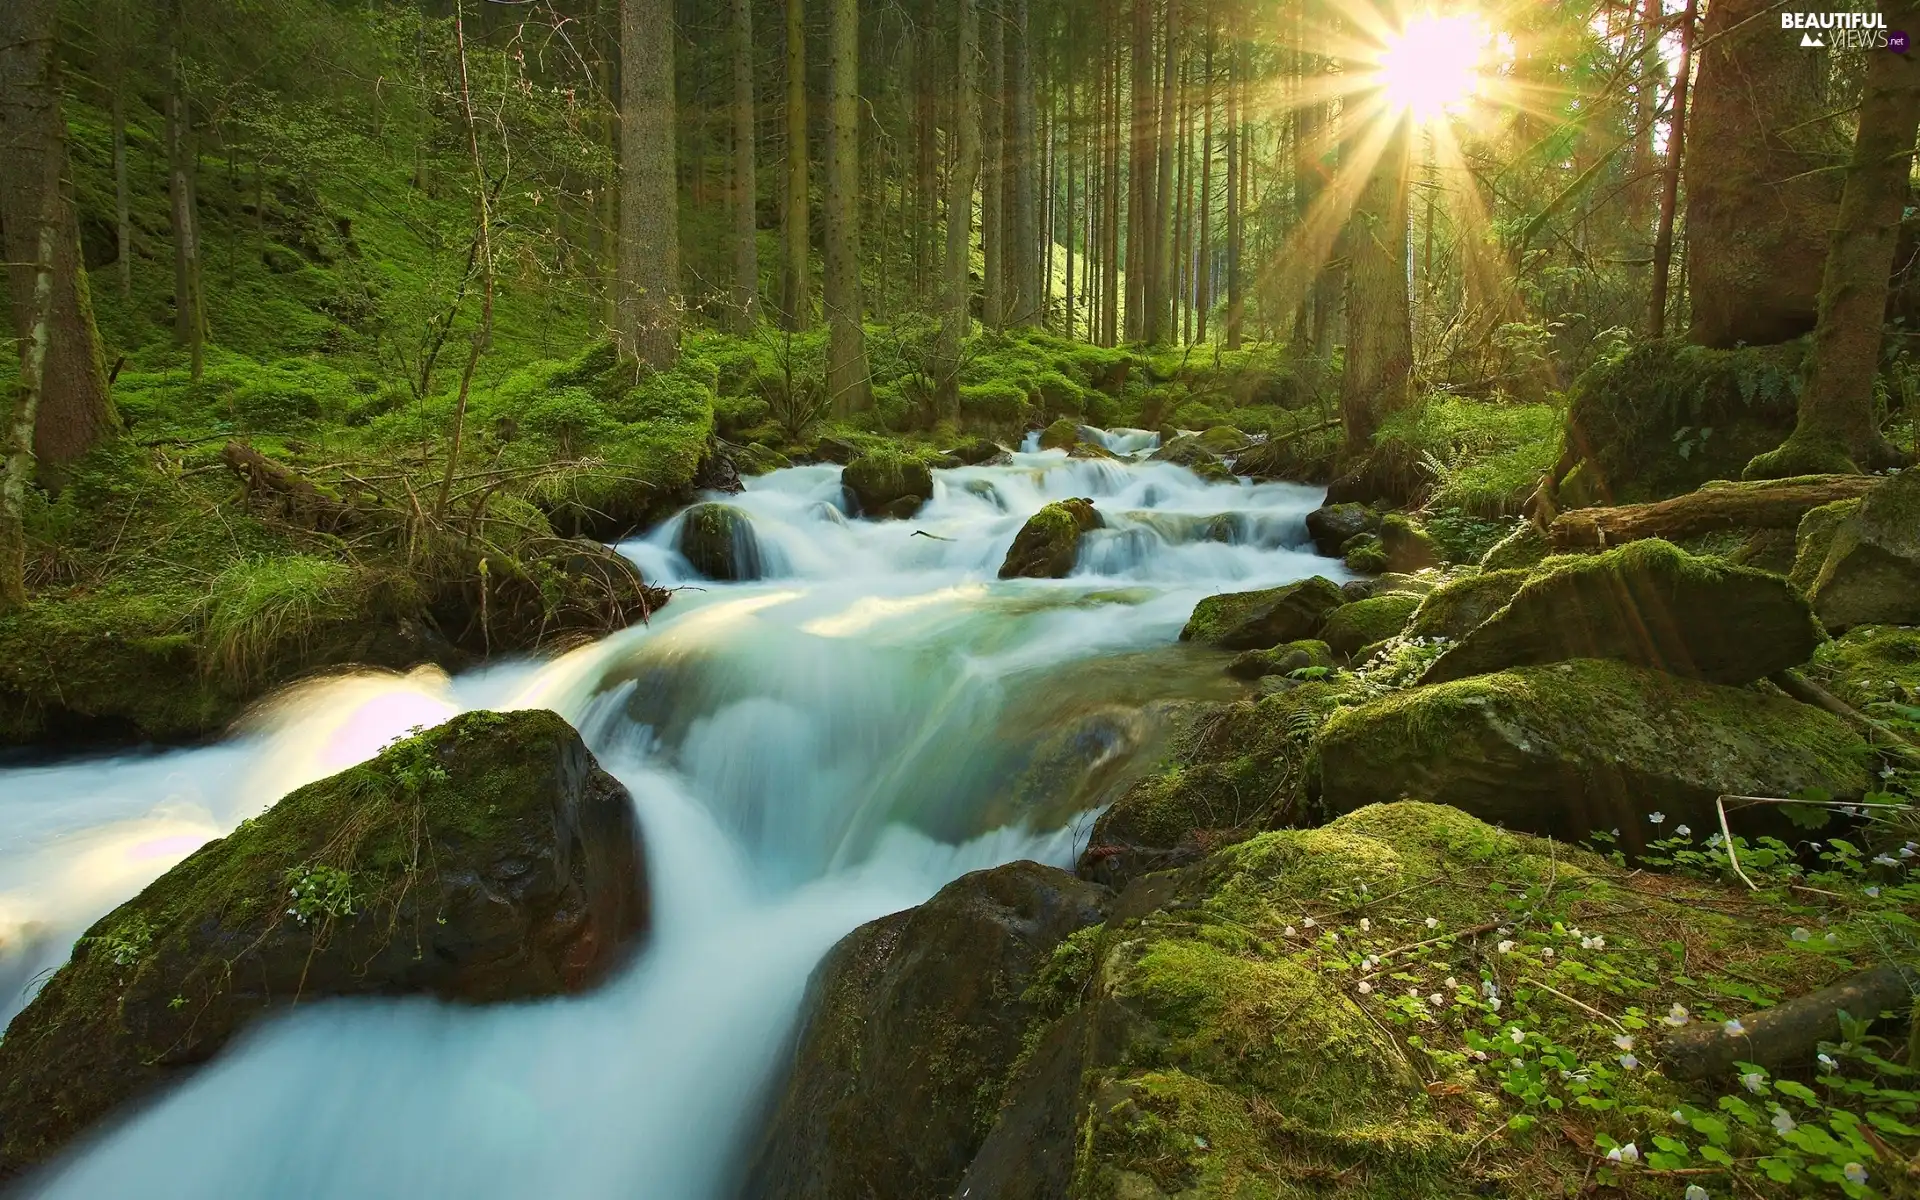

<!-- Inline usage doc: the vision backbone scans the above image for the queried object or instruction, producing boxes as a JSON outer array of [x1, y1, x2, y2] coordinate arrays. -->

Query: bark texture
[[937, 0, 982, 407], [1339, 115, 1412, 453], [729, 0, 759, 332], [1547, 475, 1882, 551], [781, 0, 809, 329], [618, 0, 680, 366], [822, 0, 868, 410]]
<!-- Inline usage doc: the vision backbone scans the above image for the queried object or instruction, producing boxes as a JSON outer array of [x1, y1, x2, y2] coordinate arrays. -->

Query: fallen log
[[1547, 475, 1880, 551], [1661, 963, 1918, 1080], [220, 440, 360, 532]]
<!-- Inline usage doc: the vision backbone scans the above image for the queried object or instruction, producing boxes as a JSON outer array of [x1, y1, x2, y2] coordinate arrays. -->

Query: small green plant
[[82, 917, 155, 968], [284, 865, 355, 926]]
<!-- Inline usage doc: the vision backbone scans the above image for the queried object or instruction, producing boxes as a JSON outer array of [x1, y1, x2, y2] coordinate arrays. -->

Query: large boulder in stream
[[0, 709, 646, 1172], [1319, 659, 1871, 849], [1305, 501, 1379, 557], [676, 502, 763, 581], [1150, 434, 1235, 483], [740, 861, 1112, 1200], [1788, 468, 1920, 631], [1000, 499, 1101, 579], [1039, 418, 1081, 450], [1179, 576, 1344, 651], [841, 449, 934, 519], [1420, 539, 1821, 686]]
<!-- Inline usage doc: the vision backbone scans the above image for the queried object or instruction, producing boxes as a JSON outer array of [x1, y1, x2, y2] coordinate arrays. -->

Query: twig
[[1525, 978, 1628, 1034], [1719, 795, 1759, 892]]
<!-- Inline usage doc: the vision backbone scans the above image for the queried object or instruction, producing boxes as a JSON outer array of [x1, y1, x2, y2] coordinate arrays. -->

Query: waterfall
[[0, 437, 1334, 1198]]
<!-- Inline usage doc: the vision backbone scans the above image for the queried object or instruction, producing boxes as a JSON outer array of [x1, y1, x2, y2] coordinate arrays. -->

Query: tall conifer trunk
[[781, 0, 809, 330], [822, 0, 868, 410], [619, 0, 679, 366], [728, 0, 759, 331]]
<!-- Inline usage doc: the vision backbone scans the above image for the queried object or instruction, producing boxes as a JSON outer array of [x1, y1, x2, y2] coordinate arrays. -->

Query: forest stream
[[0, 435, 1334, 1197]]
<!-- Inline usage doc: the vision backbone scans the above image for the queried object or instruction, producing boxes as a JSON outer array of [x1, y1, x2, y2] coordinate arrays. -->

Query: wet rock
[[0, 710, 647, 1172], [1320, 594, 1420, 658], [1379, 513, 1440, 571], [810, 435, 863, 464], [1421, 539, 1821, 687], [1067, 441, 1119, 461], [1320, 659, 1870, 848], [740, 862, 1112, 1200], [1790, 469, 1920, 631], [1195, 425, 1250, 455], [1000, 499, 1101, 579], [1339, 578, 1377, 603], [734, 443, 793, 476], [842, 450, 934, 519], [1149, 434, 1235, 483], [1225, 638, 1333, 680], [1406, 568, 1530, 642], [1178, 576, 1344, 651], [1305, 502, 1378, 557], [676, 502, 763, 581], [1039, 418, 1081, 450], [1342, 532, 1387, 573], [946, 436, 1011, 466]]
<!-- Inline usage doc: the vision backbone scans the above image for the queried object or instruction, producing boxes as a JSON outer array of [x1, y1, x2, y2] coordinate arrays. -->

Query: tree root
[[1661, 963, 1918, 1080]]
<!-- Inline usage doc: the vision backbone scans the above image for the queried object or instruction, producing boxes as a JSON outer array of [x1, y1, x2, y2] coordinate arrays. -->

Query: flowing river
[[0, 432, 1336, 1198]]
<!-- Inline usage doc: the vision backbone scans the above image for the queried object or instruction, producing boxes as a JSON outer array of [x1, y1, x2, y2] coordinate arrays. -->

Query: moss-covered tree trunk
[[822, 0, 868, 412], [1339, 113, 1412, 454], [937, 0, 982, 412], [728, 0, 759, 333], [0, 0, 116, 470], [1683, 0, 1844, 348], [781, 0, 809, 331], [618, 0, 679, 367], [1747, 4, 1920, 478]]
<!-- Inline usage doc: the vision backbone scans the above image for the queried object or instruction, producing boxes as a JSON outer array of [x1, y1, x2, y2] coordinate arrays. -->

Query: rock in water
[[1039, 418, 1081, 450], [1791, 468, 1920, 631], [676, 502, 763, 581], [1150, 434, 1235, 483], [1319, 659, 1870, 848], [1319, 594, 1421, 658], [945, 436, 1011, 466], [741, 862, 1112, 1200], [1179, 576, 1344, 650], [0, 709, 646, 1171], [841, 450, 934, 518], [1420, 539, 1821, 686], [999, 499, 1101, 579], [1304, 502, 1378, 557]]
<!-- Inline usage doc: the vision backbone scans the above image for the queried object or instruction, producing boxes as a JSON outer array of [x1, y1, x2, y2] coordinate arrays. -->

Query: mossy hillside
[[1029, 801, 1908, 1200], [1811, 625, 1920, 712]]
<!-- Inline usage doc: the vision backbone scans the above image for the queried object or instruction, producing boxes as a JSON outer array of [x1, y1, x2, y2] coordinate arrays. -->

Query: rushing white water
[[0, 440, 1334, 1199]]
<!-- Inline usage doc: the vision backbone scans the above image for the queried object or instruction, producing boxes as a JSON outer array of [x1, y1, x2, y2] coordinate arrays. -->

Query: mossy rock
[[0, 709, 647, 1171], [1320, 594, 1421, 658], [1342, 533, 1389, 574], [1422, 539, 1822, 687], [1479, 522, 1550, 571], [1320, 659, 1870, 848], [1562, 340, 1804, 503], [1791, 469, 1920, 631], [1150, 433, 1235, 483], [1810, 624, 1920, 711], [945, 436, 1011, 466], [1225, 638, 1333, 681], [842, 449, 935, 518], [1305, 502, 1379, 557], [734, 443, 793, 476], [676, 502, 764, 581], [740, 862, 1111, 1200], [1179, 577, 1344, 651], [1406, 568, 1530, 642], [1379, 512, 1440, 571], [1195, 425, 1250, 455], [1000, 499, 1101, 579], [1067, 441, 1119, 461], [1039, 418, 1080, 450]]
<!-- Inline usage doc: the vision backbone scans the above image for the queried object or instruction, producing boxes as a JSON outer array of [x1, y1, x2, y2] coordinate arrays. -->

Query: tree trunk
[[1547, 475, 1880, 551], [1125, 0, 1152, 342], [1339, 114, 1412, 454], [937, 0, 982, 409], [0, 0, 116, 470], [164, 0, 205, 382], [1684, 0, 1844, 347], [1008, 0, 1038, 325], [822, 0, 868, 411], [728, 0, 759, 332], [1224, 28, 1242, 349], [781, 0, 809, 331], [1196, 16, 1213, 345], [619, 0, 679, 366], [982, 0, 1006, 330], [1148, 0, 1178, 344], [1747, 0, 1920, 478], [112, 91, 131, 299], [1064, 39, 1077, 338], [1647, 0, 1695, 338]]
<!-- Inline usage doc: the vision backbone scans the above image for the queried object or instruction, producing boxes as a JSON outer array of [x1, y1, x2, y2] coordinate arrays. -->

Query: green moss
[[1344, 534, 1388, 573], [1811, 624, 1920, 710], [197, 555, 362, 684], [1180, 577, 1344, 650], [958, 380, 1032, 425], [1406, 568, 1530, 642], [1039, 418, 1080, 450], [1374, 397, 1563, 517], [842, 447, 936, 516], [1478, 523, 1550, 571], [1321, 595, 1421, 657], [999, 499, 1099, 579]]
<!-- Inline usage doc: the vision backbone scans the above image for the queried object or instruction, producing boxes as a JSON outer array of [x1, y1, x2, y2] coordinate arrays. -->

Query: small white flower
[[1674, 824, 1691, 838], [1509, 1028, 1526, 1045], [1618, 1053, 1640, 1069], [1818, 1052, 1837, 1070], [1844, 1162, 1868, 1185], [1359, 918, 1371, 932], [1330, 932, 1341, 942], [1671, 1109, 1688, 1124], [1606, 1141, 1639, 1164], [1358, 981, 1373, 995], [1873, 854, 1899, 867], [1741, 1071, 1766, 1093], [1590, 935, 1605, 949], [1901, 846, 1915, 859], [1825, 932, 1839, 944], [1483, 980, 1499, 998], [1471, 1049, 1488, 1061], [1725, 1019, 1747, 1036], [1866, 887, 1881, 898], [1284, 926, 1297, 937], [1497, 939, 1516, 954], [1568, 927, 1584, 939], [1664, 1003, 1690, 1027], [1685, 1185, 1709, 1200], [1791, 927, 1811, 942], [1541, 947, 1555, 959], [1425, 916, 1439, 930], [1488, 997, 1502, 1011], [1303, 916, 1317, 927], [1648, 812, 1665, 825], [1770, 1106, 1796, 1135], [1445, 976, 1459, 990], [1408, 987, 1422, 998], [1429, 992, 1445, 1007], [1613, 1034, 1635, 1051]]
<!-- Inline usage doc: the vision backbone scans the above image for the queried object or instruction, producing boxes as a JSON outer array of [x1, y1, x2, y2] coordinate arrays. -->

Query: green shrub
[[1375, 396, 1562, 517], [959, 380, 1031, 424], [197, 555, 359, 683]]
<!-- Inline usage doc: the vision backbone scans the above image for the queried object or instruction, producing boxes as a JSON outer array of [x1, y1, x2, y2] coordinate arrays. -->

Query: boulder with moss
[[1195, 425, 1250, 455], [676, 502, 764, 581], [1405, 568, 1530, 642], [0, 709, 647, 1172], [1342, 532, 1388, 573], [1379, 513, 1441, 571], [945, 436, 1011, 466], [1305, 501, 1379, 557], [1179, 576, 1344, 651], [1320, 594, 1421, 658], [842, 449, 935, 518], [1038, 418, 1081, 450], [1787, 469, 1920, 631], [1479, 522, 1551, 570], [999, 499, 1101, 579], [1320, 659, 1870, 848], [1810, 624, 1920, 711], [1150, 434, 1235, 483], [1421, 539, 1821, 686], [1225, 638, 1333, 680], [740, 862, 1112, 1200], [733, 443, 792, 476]]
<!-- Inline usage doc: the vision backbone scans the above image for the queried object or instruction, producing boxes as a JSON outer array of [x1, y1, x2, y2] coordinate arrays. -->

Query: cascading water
[[0, 439, 1336, 1198]]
